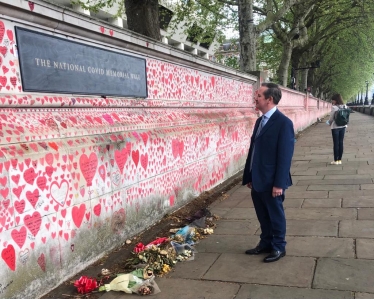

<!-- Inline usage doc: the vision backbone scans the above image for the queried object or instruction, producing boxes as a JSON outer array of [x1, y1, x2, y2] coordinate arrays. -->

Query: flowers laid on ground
[[74, 276, 98, 294], [72, 209, 217, 296]]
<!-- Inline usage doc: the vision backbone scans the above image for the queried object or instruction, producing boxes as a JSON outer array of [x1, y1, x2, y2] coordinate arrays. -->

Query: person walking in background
[[242, 83, 295, 263], [326, 94, 347, 165]]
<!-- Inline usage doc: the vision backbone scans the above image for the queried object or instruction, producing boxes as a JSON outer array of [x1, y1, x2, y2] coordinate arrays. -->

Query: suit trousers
[[251, 189, 286, 252]]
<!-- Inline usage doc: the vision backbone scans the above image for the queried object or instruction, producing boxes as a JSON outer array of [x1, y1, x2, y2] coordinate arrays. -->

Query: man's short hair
[[261, 82, 282, 105]]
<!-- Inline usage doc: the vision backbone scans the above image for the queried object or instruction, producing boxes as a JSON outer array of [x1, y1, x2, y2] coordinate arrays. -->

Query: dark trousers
[[251, 189, 286, 252], [331, 127, 346, 161]]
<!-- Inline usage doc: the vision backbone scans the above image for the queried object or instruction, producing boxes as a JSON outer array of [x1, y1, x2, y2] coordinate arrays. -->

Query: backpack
[[334, 105, 351, 126]]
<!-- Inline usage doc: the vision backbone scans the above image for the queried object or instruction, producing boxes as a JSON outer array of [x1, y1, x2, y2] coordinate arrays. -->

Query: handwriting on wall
[[79, 153, 98, 187], [0, 280, 13, 294], [50, 180, 69, 206]]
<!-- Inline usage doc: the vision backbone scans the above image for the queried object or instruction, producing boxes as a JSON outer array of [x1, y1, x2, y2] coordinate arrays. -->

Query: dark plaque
[[15, 27, 147, 98]]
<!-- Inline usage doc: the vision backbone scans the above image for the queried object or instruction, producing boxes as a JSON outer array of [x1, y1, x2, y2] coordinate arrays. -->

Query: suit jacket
[[242, 109, 294, 192]]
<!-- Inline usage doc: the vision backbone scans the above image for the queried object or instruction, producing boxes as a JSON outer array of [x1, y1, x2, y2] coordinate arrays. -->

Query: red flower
[[134, 242, 145, 253], [74, 276, 98, 294]]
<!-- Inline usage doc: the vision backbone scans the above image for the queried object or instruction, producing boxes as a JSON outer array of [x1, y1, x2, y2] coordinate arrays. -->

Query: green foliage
[[168, 0, 236, 47], [71, 0, 125, 16], [215, 53, 240, 69], [257, 32, 283, 72], [307, 0, 374, 100]]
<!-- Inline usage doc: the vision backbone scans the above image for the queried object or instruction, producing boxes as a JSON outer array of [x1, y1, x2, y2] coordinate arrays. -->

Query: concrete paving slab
[[342, 165, 370, 170], [287, 236, 354, 258], [302, 198, 342, 208], [317, 169, 357, 175], [203, 253, 315, 287], [358, 169, 374, 174], [235, 284, 353, 299], [235, 186, 252, 192], [166, 252, 219, 279], [288, 191, 328, 198], [293, 155, 330, 160], [339, 220, 374, 238], [292, 170, 318, 175], [209, 207, 231, 218], [348, 158, 374, 162], [293, 163, 328, 168], [285, 220, 338, 237], [360, 184, 374, 190], [343, 198, 374, 208], [355, 154, 373, 158], [357, 208, 374, 220], [323, 174, 372, 180], [292, 166, 334, 171], [297, 179, 372, 185], [283, 198, 304, 208], [339, 154, 357, 158], [285, 208, 356, 220], [355, 293, 374, 299], [236, 199, 254, 208], [337, 162, 371, 167], [225, 184, 243, 195], [226, 192, 250, 201], [329, 190, 374, 198], [209, 197, 242, 209], [196, 234, 260, 254], [100, 278, 240, 299], [223, 207, 258, 220], [287, 185, 309, 192], [356, 239, 374, 259], [292, 175, 325, 181], [307, 185, 360, 191], [308, 149, 332, 154], [214, 220, 259, 235], [313, 258, 374, 293]]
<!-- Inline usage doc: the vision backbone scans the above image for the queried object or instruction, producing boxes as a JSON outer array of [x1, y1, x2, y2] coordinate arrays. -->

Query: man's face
[[255, 86, 272, 113]]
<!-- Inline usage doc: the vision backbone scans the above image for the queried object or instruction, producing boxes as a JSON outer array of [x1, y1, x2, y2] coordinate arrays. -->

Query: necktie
[[250, 116, 266, 170], [256, 116, 266, 137]]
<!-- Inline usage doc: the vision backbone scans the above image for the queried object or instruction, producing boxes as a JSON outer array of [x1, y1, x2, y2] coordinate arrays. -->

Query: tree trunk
[[300, 69, 308, 92], [277, 42, 293, 86], [125, 0, 161, 40], [238, 0, 257, 72]]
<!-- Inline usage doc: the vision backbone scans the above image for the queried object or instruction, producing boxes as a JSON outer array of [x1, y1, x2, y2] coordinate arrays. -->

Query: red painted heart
[[79, 153, 98, 187], [11, 226, 26, 249], [2, 244, 16, 271], [24, 211, 42, 237], [72, 203, 86, 228]]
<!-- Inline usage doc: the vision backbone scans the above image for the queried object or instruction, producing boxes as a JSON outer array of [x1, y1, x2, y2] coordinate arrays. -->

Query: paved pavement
[[99, 111, 374, 299]]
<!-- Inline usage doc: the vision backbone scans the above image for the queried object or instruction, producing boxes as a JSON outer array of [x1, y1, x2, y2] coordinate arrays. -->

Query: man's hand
[[272, 186, 283, 197], [247, 183, 252, 189]]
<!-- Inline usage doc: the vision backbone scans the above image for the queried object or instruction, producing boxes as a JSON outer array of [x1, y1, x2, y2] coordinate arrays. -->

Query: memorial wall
[[0, 1, 331, 298]]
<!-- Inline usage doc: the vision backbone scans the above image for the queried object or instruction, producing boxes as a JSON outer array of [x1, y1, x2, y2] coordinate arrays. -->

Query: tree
[[296, 0, 374, 98], [72, 0, 161, 40], [271, 0, 315, 86], [125, 0, 161, 40], [237, 0, 304, 73], [171, 0, 306, 73]]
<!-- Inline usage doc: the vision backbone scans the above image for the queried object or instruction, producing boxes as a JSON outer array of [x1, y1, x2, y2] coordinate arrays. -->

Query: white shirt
[[262, 106, 277, 126]]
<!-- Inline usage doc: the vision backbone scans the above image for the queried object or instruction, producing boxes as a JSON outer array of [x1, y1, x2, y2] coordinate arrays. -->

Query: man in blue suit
[[243, 82, 294, 263]]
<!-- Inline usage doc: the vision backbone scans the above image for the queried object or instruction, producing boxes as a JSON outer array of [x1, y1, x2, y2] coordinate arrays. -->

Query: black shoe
[[245, 246, 272, 255], [263, 250, 286, 263]]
